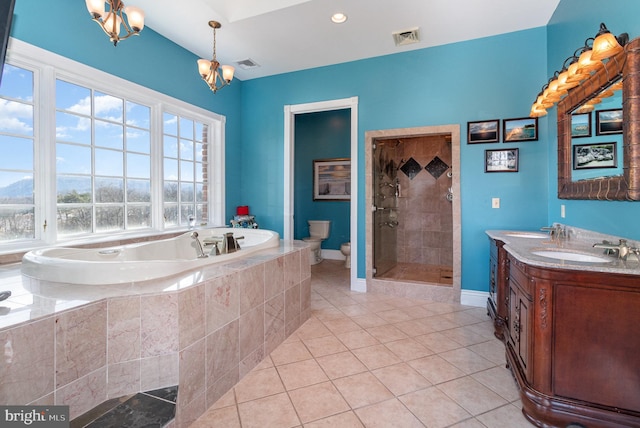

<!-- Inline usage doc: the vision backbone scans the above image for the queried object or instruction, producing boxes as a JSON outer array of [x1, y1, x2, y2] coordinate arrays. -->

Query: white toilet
[[303, 220, 330, 265], [340, 242, 351, 268]]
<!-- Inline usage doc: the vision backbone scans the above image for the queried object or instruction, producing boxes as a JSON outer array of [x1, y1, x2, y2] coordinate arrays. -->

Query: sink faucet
[[593, 239, 640, 261], [541, 224, 566, 239], [190, 231, 208, 258]]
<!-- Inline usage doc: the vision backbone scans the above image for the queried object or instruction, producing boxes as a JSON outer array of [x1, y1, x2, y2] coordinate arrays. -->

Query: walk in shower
[[372, 134, 453, 287]]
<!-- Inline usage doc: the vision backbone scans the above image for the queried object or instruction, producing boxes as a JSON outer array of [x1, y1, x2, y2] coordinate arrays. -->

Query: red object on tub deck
[[237, 206, 249, 215]]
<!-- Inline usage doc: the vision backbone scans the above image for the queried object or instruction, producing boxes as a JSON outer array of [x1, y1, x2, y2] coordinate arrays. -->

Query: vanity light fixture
[[529, 23, 627, 118], [197, 20, 235, 94], [85, 0, 145, 46], [331, 13, 348, 24]]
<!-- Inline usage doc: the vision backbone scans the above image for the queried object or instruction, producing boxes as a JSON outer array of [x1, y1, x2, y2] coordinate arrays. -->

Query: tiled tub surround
[[0, 241, 310, 427]]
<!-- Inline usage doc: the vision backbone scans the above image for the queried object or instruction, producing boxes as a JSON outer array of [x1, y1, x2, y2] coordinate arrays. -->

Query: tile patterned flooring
[[191, 260, 533, 427], [376, 262, 454, 285]]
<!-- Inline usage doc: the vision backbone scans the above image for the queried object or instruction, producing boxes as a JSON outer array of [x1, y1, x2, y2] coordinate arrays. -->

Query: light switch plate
[[492, 198, 500, 209]]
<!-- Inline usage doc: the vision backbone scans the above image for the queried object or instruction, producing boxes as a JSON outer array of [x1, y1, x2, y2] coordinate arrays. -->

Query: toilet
[[340, 242, 351, 268], [303, 220, 330, 265]]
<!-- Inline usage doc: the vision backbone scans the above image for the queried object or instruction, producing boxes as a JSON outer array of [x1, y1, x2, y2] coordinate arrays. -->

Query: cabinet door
[[507, 283, 530, 371]]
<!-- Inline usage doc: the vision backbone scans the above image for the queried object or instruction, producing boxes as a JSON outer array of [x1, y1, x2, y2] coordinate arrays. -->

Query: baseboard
[[351, 277, 367, 293], [460, 290, 489, 307], [321, 249, 345, 260]]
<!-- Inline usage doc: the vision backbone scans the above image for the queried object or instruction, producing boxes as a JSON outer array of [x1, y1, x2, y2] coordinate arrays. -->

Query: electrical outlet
[[492, 198, 500, 209], [561, 204, 566, 218]]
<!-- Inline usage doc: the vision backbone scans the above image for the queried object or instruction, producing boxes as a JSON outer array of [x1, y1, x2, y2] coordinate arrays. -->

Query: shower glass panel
[[373, 141, 399, 277]]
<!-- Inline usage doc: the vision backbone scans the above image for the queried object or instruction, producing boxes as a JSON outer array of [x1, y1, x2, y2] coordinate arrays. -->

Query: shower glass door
[[373, 141, 398, 277]]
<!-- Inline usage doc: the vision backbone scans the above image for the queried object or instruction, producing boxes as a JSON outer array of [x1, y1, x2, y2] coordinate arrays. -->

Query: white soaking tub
[[21, 228, 279, 285]]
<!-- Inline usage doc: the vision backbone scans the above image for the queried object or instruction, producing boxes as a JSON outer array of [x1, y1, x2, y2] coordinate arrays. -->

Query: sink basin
[[531, 249, 612, 263], [504, 232, 548, 239]]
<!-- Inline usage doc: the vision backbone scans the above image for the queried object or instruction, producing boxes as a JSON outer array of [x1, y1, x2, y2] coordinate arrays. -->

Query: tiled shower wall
[[396, 136, 453, 267], [0, 245, 310, 427]]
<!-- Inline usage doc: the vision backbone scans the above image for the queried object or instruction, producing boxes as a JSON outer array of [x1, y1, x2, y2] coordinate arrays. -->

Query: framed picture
[[595, 108, 623, 135], [503, 117, 538, 142], [313, 158, 351, 200], [485, 148, 519, 173], [573, 142, 617, 170], [571, 113, 592, 138], [467, 119, 499, 144]]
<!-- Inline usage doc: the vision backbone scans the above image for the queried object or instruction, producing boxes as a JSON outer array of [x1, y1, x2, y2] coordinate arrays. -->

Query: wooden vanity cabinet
[[499, 252, 640, 428], [487, 238, 508, 340]]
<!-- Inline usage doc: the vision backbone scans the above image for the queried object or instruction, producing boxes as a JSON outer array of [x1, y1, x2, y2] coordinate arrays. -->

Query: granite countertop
[[486, 225, 640, 275]]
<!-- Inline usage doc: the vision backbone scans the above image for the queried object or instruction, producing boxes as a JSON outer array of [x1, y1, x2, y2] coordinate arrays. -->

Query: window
[[0, 39, 225, 249], [0, 64, 35, 242]]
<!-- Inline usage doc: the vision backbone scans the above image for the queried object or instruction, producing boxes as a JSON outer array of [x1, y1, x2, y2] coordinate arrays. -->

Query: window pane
[[96, 206, 124, 232], [127, 153, 150, 178], [195, 204, 204, 224], [127, 205, 151, 229], [179, 117, 193, 140], [94, 92, 123, 122], [56, 143, 91, 174], [163, 112, 177, 136], [180, 160, 193, 181], [180, 204, 194, 225], [0, 136, 33, 170], [195, 142, 204, 162], [95, 120, 123, 149], [127, 128, 150, 153], [126, 101, 150, 129], [180, 139, 194, 160], [56, 112, 91, 144], [95, 148, 123, 177], [163, 135, 178, 158], [164, 181, 178, 202], [57, 175, 92, 203], [0, 64, 33, 100], [164, 204, 178, 226], [180, 183, 194, 202], [0, 172, 33, 204], [194, 122, 205, 142], [56, 80, 91, 114], [164, 158, 178, 180], [195, 183, 204, 203], [57, 206, 92, 236], [127, 179, 150, 202], [195, 162, 203, 182], [0, 207, 35, 240], [95, 177, 124, 203], [0, 100, 33, 136]]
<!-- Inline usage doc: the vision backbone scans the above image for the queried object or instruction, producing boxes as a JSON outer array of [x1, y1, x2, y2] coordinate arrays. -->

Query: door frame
[[283, 97, 362, 291]]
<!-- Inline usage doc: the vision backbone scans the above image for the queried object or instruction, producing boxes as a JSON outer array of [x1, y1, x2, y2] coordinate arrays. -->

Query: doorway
[[365, 125, 461, 302]]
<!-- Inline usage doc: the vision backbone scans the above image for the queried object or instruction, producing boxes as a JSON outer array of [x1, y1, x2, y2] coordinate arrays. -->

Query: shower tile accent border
[[0, 241, 311, 428]]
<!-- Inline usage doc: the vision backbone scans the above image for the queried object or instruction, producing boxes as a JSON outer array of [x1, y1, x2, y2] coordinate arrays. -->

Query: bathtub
[[21, 228, 280, 285]]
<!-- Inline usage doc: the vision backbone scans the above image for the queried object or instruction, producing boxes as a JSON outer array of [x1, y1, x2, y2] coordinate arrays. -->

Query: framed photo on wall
[[595, 108, 623, 135], [571, 113, 592, 138], [313, 158, 351, 200], [485, 148, 519, 173], [503, 117, 538, 142], [467, 119, 500, 144], [573, 142, 617, 170]]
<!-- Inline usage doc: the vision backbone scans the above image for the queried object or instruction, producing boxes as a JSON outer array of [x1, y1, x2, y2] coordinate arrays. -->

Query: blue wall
[[240, 28, 549, 290], [11, 0, 639, 293], [546, 0, 640, 241], [294, 110, 351, 249]]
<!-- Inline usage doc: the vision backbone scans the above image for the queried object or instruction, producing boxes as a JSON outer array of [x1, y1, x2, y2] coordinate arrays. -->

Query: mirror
[[557, 37, 640, 200]]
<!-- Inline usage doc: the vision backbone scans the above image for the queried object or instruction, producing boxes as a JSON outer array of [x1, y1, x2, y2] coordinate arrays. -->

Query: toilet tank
[[308, 220, 331, 239]]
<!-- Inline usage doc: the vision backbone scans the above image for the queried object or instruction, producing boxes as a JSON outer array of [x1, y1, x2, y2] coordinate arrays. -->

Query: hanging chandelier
[[197, 21, 235, 94], [85, 0, 145, 46]]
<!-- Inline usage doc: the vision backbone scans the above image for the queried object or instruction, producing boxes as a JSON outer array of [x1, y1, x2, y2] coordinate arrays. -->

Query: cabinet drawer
[[508, 256, 532, 296]]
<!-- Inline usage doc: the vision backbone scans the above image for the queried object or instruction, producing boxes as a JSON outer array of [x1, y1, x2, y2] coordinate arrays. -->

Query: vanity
[[486, 228, 640, 427]]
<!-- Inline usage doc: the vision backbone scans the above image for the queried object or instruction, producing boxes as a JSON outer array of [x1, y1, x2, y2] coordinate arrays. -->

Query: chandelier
[[197, 21, 235, 94], [85, 0, 145, 46]]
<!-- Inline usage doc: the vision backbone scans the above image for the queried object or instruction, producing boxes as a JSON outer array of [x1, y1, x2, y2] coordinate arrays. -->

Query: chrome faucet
[[190, 231, 208, 258], [205, 232, 243, 254], [541, 224, 566, 239], [593, 239, 640, 261]]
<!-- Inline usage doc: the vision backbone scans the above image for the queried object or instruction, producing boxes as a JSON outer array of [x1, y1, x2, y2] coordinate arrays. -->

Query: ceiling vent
[[392, 28, 420, 47], [235, 58, 260, 69]]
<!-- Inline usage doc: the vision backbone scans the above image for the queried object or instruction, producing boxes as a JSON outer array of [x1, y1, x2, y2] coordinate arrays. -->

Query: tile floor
[[376, 262, 454, 285], [191, 260, 533, 427]]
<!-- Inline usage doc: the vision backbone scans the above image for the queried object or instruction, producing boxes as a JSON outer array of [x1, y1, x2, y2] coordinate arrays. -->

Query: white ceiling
[[131, 0, 561, 81]]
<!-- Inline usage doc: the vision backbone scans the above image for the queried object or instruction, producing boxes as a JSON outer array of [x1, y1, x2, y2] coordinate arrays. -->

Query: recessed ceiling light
[[331, 13, 347, 24]]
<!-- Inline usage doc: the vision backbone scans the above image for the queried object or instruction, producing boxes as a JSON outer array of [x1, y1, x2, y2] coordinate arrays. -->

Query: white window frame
[[2, 38, 225, 253]]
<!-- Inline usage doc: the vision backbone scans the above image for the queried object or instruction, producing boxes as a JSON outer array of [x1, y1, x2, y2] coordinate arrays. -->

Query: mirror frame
[[557, 37, 640, 200]]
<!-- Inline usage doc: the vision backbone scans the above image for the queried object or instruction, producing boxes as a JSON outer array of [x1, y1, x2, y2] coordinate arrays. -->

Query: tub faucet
[[190, 231, 208, 258], [220, 232, 243, 254], [593, 239, 640, 261]]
